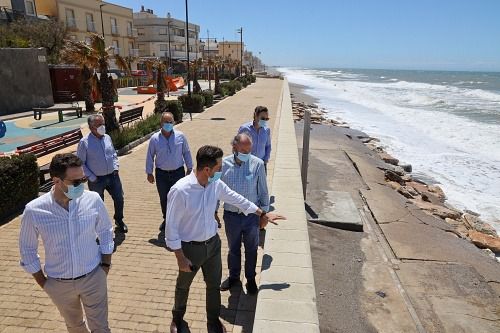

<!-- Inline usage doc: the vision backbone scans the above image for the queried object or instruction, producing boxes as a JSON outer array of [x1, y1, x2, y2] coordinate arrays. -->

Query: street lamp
[[184, 0, 191, 100], [200, 30, 217, 90], [236, 27, 243, 77], [167, 12, 172, 70], [99, 3, 106, 39]]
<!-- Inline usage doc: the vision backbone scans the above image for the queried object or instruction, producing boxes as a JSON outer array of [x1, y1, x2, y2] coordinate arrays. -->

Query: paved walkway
[[0, 78, 284, 333]]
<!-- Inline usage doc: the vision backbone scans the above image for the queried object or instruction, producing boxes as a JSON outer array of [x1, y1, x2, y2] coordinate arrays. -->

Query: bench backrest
[[54, 91, 77, 102], [16, 128, 83, 158], [118, 106, 144, 124]]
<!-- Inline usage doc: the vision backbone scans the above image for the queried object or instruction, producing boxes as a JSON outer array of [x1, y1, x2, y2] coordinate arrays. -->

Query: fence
[[116, 76, 148, 88]]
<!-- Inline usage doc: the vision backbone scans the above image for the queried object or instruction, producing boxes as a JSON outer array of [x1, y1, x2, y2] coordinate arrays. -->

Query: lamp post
[[236, 27, 243, 77], [199, 31, 217, 91], [184, 0, 191, 100], [99, 3, 106, 40], [167, 12, 172, 70]]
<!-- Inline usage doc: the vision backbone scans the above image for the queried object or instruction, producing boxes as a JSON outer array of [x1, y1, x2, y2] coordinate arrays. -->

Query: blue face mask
[[259, 120, 268, 128], [63, 183, 85, 200], [162, 123, 174, 132], [236, 152, 251, 162], [208, 171, 222, 184]]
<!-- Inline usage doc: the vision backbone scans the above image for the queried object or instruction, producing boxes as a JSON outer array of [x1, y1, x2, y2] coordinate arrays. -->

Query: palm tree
[[61, 33, 129, 131]]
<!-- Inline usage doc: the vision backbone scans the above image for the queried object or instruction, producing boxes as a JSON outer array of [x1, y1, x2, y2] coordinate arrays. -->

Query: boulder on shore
[[379, 153, 399, 166], [385, 170, 406, 185], [468, 230, 500, 253], [410, 199, 461, 220]]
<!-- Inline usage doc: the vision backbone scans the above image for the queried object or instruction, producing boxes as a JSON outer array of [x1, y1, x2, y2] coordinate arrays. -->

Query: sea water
[[280, 67, 500, 233]]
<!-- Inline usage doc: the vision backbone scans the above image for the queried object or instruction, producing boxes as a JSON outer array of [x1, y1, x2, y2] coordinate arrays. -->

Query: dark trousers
[[223, 210, 259, 280], [172, 234, 222, 324], [155, 167, 185, 220], [88, 172, 124, 224]]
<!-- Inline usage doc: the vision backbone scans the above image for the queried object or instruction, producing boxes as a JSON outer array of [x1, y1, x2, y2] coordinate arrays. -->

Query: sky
[[115, 0, 500, 72]]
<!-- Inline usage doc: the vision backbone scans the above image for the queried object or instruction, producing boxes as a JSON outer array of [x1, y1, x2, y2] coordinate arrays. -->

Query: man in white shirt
[[19, 153, 114, 333], [165, 145, 284, 333]]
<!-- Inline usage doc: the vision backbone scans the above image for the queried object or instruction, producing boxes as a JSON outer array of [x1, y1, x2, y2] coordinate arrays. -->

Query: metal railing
[[66, 18, 77, 29], [116, 77, 147, 88], [129, 49, 139, 57], [111, 25, 119, 35]]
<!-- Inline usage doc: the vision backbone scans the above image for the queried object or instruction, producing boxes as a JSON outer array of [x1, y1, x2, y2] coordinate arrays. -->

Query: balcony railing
[[127, 27, 138, 37], [111, 25, 119, 35], [113, 47, 121, 55], [86, 21, 96, 32], [129, 49, 139, 57], [66, 18, 77, 30]]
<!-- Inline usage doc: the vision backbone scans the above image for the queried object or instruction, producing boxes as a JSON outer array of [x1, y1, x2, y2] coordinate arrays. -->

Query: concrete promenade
[[0, 78, 319, 332]]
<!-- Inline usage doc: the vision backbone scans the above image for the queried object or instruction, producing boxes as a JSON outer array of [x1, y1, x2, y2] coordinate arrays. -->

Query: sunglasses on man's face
[[63, 177, 88, 187]]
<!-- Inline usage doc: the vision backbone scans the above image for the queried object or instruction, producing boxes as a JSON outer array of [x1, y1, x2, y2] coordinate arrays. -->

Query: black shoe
[[246, 278, 258, 295], [116, 222, 128, 233], [220, 277, 241, 291], [170, 319, 189, 333], [159, 221, 166, 231], [207, 319, 226, 333]]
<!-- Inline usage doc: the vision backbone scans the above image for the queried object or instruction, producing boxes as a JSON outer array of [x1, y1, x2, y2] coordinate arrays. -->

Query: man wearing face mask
[[238, 106, 271, 172], [77, 114, 127, 233], [165, 145, 284, 333], [19, 153, 114, 333], [218, 133, 269, 294], [146, 112, 193, 231]]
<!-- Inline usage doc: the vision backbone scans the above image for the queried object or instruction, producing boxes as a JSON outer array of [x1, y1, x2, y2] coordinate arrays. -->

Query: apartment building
[[35, 0, 138, 58], [0, 0, 38, 22], [218, 41, 244, 62], [133, 6, 201, 61]]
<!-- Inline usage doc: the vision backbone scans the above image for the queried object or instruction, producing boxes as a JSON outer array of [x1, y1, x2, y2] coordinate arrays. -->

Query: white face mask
[[96, 125, 106, 136]]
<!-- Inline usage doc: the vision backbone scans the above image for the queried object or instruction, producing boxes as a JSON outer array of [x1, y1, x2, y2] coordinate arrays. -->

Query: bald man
[[146, 112, 193, 231]]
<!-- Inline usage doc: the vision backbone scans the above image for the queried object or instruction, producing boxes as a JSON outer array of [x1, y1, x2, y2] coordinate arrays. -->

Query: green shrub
[[165, 100, 183, 122], [247, 74, 256, 83], [179, 93, 205, 113], [0, 154, 39, 221], [220, 82, 235, 96], [232, 80, 243, 91], [201, 90, 214, 107], [109, 113, 161, 150]]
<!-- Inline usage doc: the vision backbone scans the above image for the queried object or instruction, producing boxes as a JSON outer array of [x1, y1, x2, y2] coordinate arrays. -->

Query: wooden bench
[[33, 106, 83, 123], [17, 128, 83, 191], [118, 106, 144, 127], [54, 91, 80, 108]]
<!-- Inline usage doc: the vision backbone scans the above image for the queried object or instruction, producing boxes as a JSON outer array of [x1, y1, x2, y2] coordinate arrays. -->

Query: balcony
[[66, 18, 77, 30], [127, 27, 138, 38], [129, 49, 139, 57], [86, 21, 96, 32], [111, 25, 119, 36]]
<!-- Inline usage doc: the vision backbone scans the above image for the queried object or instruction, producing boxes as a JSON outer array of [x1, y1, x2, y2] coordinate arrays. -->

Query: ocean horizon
[[279, 67, 500, 233]]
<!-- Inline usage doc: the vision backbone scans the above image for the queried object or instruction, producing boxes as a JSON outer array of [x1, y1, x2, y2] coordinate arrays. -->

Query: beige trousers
[[44, 266, 110, 333]]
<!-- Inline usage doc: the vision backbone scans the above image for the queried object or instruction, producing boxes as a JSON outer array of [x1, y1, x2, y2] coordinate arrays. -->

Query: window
[[128, 41, 135, 56], [86, 13, 95, 32], [110, 17, 118, 35], [160, 44, 168, 51], [137, 28, 144, 36], [188, 31, 196, 39], [85, 37, 91, 45], [65, 9, 76, 28], [127, 21, 133, 36], [25, 0, 35, 16], [112, 40, 119, 55], [159, 28, 168, 35], [174, 44, 185, 51], [175, 28, 184, 37]]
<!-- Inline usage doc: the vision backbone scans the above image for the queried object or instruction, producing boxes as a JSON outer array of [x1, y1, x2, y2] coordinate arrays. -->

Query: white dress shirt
[[165, 172, 258, 250], [19, 190, 114, 279]]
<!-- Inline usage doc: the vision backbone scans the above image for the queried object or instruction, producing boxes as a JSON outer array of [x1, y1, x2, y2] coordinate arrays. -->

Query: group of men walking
[[19, 105, 283, 333]]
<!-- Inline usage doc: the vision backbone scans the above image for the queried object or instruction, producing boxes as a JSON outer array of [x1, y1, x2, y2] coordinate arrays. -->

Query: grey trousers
[[172, 234, 222, 324], [44, 266, 110, 333]]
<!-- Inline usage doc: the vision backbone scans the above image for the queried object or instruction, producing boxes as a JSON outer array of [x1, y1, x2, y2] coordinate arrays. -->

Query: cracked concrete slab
[[397, 262, 500, 333]]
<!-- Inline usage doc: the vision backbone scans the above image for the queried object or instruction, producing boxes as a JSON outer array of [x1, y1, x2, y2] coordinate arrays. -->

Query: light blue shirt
[[19, 190, 114, 279], [238, 122, 271, 162], [77, 133, 118, 182], [221, 154, 270, 213], [146, 130, 193, 175]]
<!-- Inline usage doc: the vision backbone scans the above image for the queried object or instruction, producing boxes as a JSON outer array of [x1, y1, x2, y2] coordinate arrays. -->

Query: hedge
[[220, 82, 236, 96], [109, 113, 162, 150], [0, 154, 39, 221], [154, 99, 183, 122], [179, 93, 205, 113], [201, 90, 214, 107]]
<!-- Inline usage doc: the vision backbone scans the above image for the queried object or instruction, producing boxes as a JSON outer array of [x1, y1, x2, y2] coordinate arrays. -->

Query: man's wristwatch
[[100, 263, 111, 268]]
